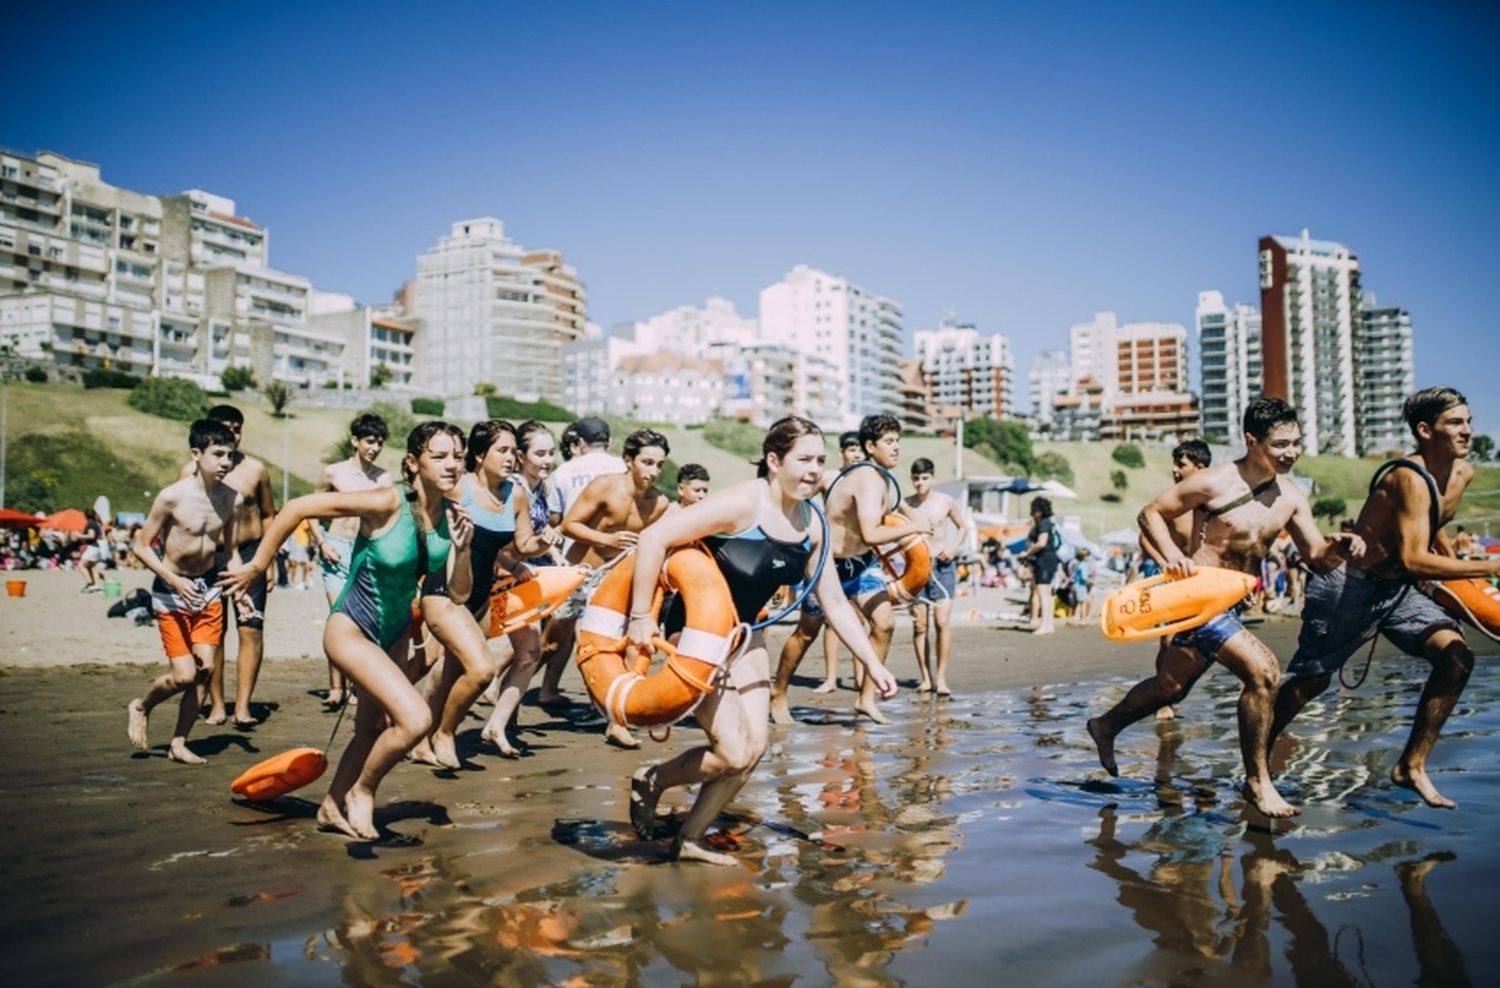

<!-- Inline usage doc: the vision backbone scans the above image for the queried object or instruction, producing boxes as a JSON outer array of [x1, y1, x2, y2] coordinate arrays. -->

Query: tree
[[1111, 443, 1145, 469], [473, 381, 497, 397], [1034, 451, 1074, 485], [1312, 496, 1347, 528], [127, 376, 207, 421], [370, 362, 393, 388], [220, 364, 256, 392], [1473, 434, 1495, 462], [965, 417, 1036, 475], [1110, 468, 1128, 492], [264, 380, 292, 418]]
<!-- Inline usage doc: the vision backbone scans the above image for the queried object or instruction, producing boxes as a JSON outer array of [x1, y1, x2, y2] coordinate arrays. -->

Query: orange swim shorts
[[156, 600, 225, 659]]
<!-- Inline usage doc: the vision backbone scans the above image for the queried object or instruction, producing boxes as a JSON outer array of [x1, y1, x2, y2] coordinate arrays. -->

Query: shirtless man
[[179, 405, 275, 727], [812, 432, 865, 694], [1145, 439, 1211, 721], [672, 463, 711, 509], [902, 457, 967, 696], [1086, 398, 1363, 817], [541, 428, 671, 748], [128, 419, 240, 764], [310, 413, 392, 707], [771, 414, 931, 726], [1271, 387, 1496, 809]]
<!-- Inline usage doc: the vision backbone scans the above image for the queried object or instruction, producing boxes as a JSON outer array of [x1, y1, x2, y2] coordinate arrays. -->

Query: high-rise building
[[1258, 230, 1361, 456], [1355, 294, 1414, 456], [758, 264, 904, 427], [1113, 321, 1187, 395], [629, 296, 758, 355], [913, 316, 1014, 422], [1195, 290, 1263, 442], [1069, 312, 1117, 393], [307, 291, 420, 389], [412, 218, 586, 401], [1027, 349, 1071, 426]]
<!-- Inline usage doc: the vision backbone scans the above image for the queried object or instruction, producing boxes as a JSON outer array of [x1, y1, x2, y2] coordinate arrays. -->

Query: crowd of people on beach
[[109, 383, 1497, 859]]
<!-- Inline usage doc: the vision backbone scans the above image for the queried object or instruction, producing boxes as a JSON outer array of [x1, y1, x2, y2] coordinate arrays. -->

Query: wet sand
[[1, 569, 1497, 986]]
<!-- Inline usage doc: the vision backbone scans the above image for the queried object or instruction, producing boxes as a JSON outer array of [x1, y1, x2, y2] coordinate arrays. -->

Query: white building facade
[[1355, 295, 1415, 456], [1195, 290, 1263, 443], [1027, 349, 1071, 426], [913, 317, 1015, 421]]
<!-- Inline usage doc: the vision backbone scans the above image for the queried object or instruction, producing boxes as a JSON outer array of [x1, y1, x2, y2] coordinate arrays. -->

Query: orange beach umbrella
[[0, 508, 42, 528], [40, 508, 88, 532]]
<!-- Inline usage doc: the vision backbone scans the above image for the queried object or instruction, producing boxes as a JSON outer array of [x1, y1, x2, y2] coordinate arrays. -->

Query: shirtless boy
[[128, 419, 240, 764], [1086, 398, 1363, 817], [810, 432, 866, 694], [1144, 438, 1211, 721], [673, 463, 711, 509], [179, 405, 276, 727], [1271, 387, 1496, 809], [902, 457, 967, 696], [537, 428, 671, 748], [311, 413, 392, 707], [771, 414, 931, 726]]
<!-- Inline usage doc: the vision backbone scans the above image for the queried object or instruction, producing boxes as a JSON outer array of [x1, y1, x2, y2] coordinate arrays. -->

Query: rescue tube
[[488, 565, 590, 637], [1427, 578, 1500, 642], [1100, 566, 1256, 643], [574, 547, 738, 728], [229, 746, 327, 801], [872, 513, 932, 603]]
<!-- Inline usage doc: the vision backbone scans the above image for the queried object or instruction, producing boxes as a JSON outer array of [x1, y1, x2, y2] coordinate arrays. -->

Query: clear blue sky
[[6, 1, 1497, 434]]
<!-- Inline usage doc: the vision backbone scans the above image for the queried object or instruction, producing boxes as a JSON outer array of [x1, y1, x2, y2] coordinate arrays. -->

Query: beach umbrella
[[0, 508, 41, 528], [1100, 528, 1140, 546], [40, 508, 87, 532]]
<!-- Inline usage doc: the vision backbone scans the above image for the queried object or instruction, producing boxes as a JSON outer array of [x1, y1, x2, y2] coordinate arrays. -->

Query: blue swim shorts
[[801, 551, 888, 617], [918, 558, 958, 604], [1285, 564, 1459, 680], [1169, 604, 1247, 662], [320, 533, 357, 596]]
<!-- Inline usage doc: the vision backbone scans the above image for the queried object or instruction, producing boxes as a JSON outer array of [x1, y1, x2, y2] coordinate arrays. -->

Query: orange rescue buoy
[[873, 513, 932, 603], [488, 565, 590, 637], [229, 746, 328, 801], [574, 547, 738, 728], [1100, 566, 1256, 643], [1427, 578, 1500, 642]]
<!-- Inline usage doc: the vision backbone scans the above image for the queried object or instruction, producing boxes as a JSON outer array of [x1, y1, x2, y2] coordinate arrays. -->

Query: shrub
[[264, 381, 292, 417], [703, 418, 765, 460], [1101, 492, 1122, 503], [370, 363, 393, 388], [1111, 443, 1146, 469], [5, 430, 157, 514], [1312, 497, 1347, 527], [220, 365, 256, 392], [965, 417, 1036, 475], [1110, 468, 1128, 492], [410, 396, 445, 416], [484, 395, 572, 421], [24, 365, 48, 383], [127, 376, 207, 420], [1034, 451, 1074, 485], [473, 381, 497, 396], [81, 368, 140, 390]]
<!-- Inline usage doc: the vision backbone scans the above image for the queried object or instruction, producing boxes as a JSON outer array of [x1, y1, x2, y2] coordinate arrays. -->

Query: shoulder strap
[[405, 488, 429, 582], [1368, 459, 1441, 546], [1204, 475, 1279, 521]]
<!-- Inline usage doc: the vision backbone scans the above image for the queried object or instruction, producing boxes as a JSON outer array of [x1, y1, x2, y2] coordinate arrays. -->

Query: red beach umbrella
[[40, 508, 88, 532], [0, 508, 42, 528]]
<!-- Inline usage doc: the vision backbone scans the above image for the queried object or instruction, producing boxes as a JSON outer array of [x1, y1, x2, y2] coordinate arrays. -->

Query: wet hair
[[1403, 386, 1468, 439], [1243, 397, 1298, 442], [465, 419, 517, 472], [189, 418, 237, 451], [402, 420, 458, 484], [559, 424, 579, 462], [350, 412, 389, 442], [839, 431, 860, 450], [910, 457, 935, 476], [206, 404, 244, 426], [676, 463, 710, 486], [858, 413, 902, 455], [516, 420, 554, 455], [757, 416, 823, 478], [1172, 439, 1211, 469], [1030, 496, 1053, 519], [623, 428, 670, 461]]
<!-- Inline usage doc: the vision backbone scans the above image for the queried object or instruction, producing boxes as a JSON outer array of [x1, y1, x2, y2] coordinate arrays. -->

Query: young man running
[[128, 419, 240, 764], [902, 457, 967, 696], [1145, 438, 1211, 721], [179, 405, 276, 727], [1085, 398, 1362, 817], [771, 414, 931, 726], [311, 413, 392, 707], [1271, 387, 1496, 809]]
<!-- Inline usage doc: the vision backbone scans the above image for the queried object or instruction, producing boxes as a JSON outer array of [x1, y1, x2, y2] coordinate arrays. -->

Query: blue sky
[[5, 1, 1497, 433]]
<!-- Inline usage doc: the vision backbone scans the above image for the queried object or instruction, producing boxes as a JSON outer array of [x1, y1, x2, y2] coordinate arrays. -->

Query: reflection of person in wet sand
[[1271, 387, 1495, 810], [626, 417, 897, 865], [1087, 399, 1363, 817], [1396, 852, 1471, 988]]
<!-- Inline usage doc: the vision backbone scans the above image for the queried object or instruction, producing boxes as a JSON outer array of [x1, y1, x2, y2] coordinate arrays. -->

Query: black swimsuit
[[663, 518, 813, 634]]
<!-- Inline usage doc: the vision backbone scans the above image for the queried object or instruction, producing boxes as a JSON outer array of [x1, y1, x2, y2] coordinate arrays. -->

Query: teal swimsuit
[[333, 494, 451, 648]]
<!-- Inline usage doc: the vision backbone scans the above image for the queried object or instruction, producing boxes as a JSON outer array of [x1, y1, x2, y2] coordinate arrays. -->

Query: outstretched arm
[[1138, 473, 1216, 577], [221, 488, 400, 592], [1385, 472, 1500, 580], [625, 485, 750, 647]]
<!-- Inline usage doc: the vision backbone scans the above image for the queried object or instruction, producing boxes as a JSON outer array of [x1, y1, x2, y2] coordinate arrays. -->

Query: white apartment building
[[1258, 230, 1361, 456], [307, 291, 421, 389], [758, 264, 903, 428], [705, 340, 843, 428], [562, 332, 651, 416], [608, 351, 726, 425], [1068, 311, 1117, 393], [412, 218, 586, 401], [1196, 291, 1263, 443], [1356, 294, 1415, 456], [913, 317, 1014, 421], [629, 296, 758, 354], [1027, 349, 1071, 426]]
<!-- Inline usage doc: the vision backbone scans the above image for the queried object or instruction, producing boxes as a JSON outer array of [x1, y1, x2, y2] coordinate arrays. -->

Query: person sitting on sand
[[1270, 386, 1498, 810], [771, 414, 930, 726], [901, 457, 966, 696], [1086, 398, 1363, 818], [626, 416, 898, 864], [127, 419, 241, 766], [221, 422, 473, 841]]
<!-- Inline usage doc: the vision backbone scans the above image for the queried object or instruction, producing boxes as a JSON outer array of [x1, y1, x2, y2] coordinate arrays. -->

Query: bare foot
[[342, 786, 380, 840], [1243, 779, 1300, 818], [204, 709, 228, 726], [673, 836, 738, 866], [430, 732, 462, 770], [167, 739, 206, 765], [605, 723, 642, 750], [854, 700, 891, 725], [127, 699, 149, 749], [232, 716, 258, 729], [935, 684, 952, 697], [630, 766, 661, 840], [324, 690, 344, 710], [914, 682, 934, 694], [1395, 851, 1455, 887], [1392, 762, 1457, 809], [770, 694, 795, 726], [407, 738, 443, 767], [1032, 626, 1055, 637], [481, 724, 520, 758], [537, 690, 566, 706], [1155, 705, 1177, 721], [316, 796, 361, 839], [1086, 717, 1118, 777], [812, 680, 838, 694]]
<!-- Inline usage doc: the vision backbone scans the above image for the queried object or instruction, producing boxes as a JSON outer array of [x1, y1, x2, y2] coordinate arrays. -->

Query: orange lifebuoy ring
[[1427, 578, 1500, 642], [873, 513, 932, 603], [230, 746, 328, 801], [574, 546, 738, 728]]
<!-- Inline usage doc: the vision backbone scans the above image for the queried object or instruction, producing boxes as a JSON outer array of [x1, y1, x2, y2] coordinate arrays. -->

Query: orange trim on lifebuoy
[[1428, 578, 1500, 642], [574, 546, 738, 728], [873, 513, 932, 603], [229, 746, 328, 801], [1099, 566, 1256, 643]]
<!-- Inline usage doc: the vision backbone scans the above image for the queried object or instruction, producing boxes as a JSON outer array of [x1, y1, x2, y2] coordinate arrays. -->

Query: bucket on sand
[[5, 580, 26, 598], [103, 579, 123, 598]]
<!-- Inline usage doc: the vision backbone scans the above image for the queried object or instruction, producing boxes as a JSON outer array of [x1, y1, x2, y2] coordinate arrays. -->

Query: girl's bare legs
[[482, 626, 540, 756], [411, 599, 500, 769]]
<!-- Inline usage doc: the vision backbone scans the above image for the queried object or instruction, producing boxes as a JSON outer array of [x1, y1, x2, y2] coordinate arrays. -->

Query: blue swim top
[[335, 490, 451, 648], [455, 474, 519, 616]]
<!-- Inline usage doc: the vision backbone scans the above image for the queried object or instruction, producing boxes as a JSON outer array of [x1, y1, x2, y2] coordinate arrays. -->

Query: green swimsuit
[[333, 494, 451, 648]]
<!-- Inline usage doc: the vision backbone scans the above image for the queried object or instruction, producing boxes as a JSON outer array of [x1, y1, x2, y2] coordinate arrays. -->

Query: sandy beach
[[1, 567, 1496, 986]]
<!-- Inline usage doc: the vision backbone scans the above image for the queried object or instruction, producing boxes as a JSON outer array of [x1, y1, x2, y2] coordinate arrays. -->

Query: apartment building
[[1027, 349, 1070, 427], [913, 317, 1014, 422], [307, 291, 421, 389], [608, 351, 726, 425], [1355, 294, 1415, 456], [1195, 290, 1263, 442]]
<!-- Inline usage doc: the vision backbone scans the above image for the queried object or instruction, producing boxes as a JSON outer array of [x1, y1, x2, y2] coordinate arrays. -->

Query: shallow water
[[123, 660, 1500, 986]]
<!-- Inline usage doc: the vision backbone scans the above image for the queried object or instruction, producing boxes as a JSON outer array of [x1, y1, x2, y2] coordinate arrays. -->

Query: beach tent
[[40, 508, 87, 532], [0, 508, 42, 528]]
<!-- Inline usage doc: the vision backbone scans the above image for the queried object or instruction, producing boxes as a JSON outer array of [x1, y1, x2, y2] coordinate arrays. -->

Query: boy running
[[127, 419, 241, 764], [902, 457, 966, 695]]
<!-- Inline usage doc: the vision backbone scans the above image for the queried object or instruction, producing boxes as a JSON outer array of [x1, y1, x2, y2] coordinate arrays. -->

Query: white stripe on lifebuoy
[[675, 628, 730, 666], [579, 605, 626, 638]]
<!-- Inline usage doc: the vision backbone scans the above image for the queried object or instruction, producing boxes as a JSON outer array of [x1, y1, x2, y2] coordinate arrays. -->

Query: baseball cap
[[573, 416, 610, 445]]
